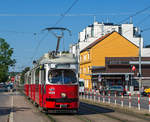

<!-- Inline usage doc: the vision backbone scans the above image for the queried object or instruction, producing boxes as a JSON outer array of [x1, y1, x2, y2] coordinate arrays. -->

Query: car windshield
[[48, 69, 77, 84]]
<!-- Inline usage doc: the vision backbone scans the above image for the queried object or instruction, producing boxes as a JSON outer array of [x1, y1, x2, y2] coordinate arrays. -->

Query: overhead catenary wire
[[29, 0, 79, 64], [29, 32, 49, 64], [53, 0, 79, 26], [141, 27, 150, 32], [118, 5, 150, 24], [13, 3, 150, 71], [135, 14, 150, 26], [87, 5, 150, 53], [0, 12, 150, 17]]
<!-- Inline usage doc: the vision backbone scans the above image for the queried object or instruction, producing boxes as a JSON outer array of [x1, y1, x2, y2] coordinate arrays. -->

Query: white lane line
[[9, 93, 13, 122]]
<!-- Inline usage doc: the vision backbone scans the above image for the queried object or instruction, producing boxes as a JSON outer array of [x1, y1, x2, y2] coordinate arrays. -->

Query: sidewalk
[[10, 91, 50, 122]]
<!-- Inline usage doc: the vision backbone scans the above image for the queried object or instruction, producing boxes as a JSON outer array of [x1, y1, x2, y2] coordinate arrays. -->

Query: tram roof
[[39, 53, 77, 65]]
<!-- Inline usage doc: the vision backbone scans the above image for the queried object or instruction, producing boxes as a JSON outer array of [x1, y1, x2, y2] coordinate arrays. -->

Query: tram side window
[[28, 73, 31, 84], [41, 70, 45, 83], [25, 75, 27, 84], [35, 68, 40, 84], [31, 71, 34, 84]]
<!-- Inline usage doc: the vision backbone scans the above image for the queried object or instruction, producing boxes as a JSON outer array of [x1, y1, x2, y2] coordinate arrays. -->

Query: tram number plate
[[60, 104, 67, 108]]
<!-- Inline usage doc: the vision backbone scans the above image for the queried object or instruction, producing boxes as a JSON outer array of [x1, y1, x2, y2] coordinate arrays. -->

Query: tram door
[[40, 68, 46, 107]]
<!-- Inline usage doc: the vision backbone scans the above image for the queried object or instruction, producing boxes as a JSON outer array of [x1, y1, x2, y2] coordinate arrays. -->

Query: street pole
[[139, 31, 142, 93]]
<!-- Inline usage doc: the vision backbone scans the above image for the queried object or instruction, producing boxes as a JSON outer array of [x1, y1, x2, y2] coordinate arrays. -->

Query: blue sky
[[0, 0, 150, 71]]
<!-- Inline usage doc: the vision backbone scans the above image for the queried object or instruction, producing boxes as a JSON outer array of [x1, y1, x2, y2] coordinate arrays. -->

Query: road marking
[[9, 93, 13, 122]]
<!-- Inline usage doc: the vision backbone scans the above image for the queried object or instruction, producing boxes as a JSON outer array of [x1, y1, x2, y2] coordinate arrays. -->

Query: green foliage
[[20, 67, 30, 84], [0, 38, 16, 82]]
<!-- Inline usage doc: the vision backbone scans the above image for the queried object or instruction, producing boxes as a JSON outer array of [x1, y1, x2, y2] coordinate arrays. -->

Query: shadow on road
[[47, 102, 115, 116], [78, 102, 115, 115], [0, 107, 11, 116], [13, 106, 31, 112], [0, 106, 31, 116]]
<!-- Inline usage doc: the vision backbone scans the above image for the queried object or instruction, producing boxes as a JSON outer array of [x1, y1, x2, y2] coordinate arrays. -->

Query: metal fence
[[80, 89, 150, 112]]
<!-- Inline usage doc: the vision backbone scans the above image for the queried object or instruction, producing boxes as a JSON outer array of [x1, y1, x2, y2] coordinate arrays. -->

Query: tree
[[0, 38, 16, 82]]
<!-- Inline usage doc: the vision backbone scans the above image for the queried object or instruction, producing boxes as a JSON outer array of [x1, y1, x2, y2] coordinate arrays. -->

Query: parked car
[[100, 85, 125, 96], [142, 88, 150, 96], [5, 84, 15, 92], [79, 80, 84, 94], [0, 83, 5, 88]]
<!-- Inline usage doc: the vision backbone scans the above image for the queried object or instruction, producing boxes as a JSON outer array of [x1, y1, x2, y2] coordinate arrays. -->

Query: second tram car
[[24, 53, 79, 113]]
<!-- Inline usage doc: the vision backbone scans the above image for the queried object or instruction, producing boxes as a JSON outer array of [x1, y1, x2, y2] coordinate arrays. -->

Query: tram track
[[79, 102, 126, 122], [46, 112, 93, 122], [19, 89, 150, 122], [19, 89, 88, 122]]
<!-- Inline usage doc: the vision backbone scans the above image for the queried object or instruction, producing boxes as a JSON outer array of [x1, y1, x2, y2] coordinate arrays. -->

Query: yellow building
[[80, 31, 139, 89]]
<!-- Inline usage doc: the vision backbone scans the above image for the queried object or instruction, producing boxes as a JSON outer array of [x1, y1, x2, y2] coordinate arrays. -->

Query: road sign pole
[[129, 93, 131, 108], [138, 93, 140, 110], [139, 32, 142, 93], [149, 94, 150, 112]]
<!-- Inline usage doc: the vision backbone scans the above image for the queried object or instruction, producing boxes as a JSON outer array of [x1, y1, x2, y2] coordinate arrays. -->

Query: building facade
[[91, 57, 150, 92], [70, 21, 150, 60], [80, 31, 139, 89]]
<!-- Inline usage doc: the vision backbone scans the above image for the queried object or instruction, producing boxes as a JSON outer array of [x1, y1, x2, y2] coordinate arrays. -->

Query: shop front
[[91, 57, 150, 93]]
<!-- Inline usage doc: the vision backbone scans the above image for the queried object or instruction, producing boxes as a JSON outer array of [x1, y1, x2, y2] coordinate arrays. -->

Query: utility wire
[[29, 32, 49, 63], [141, 27, 150, 32], [0, 30, 34, 34], [136, 14, 150, 26], [101, 5, 150, 35], [28, 0, 79, 65], [118, 5, 150, 24], [53, 0, 79, 26]]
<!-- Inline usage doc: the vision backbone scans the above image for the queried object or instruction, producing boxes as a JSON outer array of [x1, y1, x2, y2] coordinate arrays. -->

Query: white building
[[70, 21, 150, 57]]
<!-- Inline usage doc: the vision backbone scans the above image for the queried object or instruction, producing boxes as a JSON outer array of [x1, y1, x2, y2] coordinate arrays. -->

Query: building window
[[80, 68, 82, 74], [88, 66, 90, 73], [80, 55, 82, 62], [86, 80, 89, 88], [88, 52, 90, 60], [84, 55, 86, 61], [80, 68, 83, 74], [84, 68, 86, 73], [91, 27, 94, 37]]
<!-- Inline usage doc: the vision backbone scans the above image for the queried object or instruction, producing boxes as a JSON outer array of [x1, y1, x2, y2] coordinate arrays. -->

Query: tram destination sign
[[56, 63, 70, 69]]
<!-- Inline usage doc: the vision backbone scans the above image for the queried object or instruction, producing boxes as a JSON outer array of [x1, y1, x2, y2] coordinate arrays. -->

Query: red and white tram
[[24, 53, 79, 113]]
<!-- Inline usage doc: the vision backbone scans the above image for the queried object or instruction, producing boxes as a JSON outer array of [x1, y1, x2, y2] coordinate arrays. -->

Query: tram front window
[[48, 69, 77, 84]]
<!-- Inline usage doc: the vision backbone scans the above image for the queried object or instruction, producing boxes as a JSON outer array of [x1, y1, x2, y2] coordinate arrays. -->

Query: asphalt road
[[0, 88, 11, 122], [1, 87, 150, 122]]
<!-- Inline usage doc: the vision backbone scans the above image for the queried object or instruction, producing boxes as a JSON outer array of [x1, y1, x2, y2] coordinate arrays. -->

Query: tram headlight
[[61, 93, 66, 98]]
